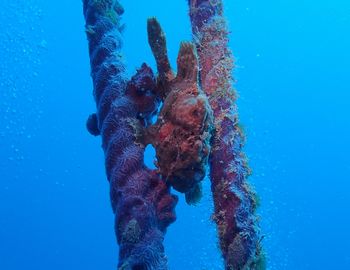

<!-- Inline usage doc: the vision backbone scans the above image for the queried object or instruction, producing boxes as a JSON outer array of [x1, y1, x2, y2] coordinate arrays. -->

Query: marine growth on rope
[[83, 0, 264, 269]]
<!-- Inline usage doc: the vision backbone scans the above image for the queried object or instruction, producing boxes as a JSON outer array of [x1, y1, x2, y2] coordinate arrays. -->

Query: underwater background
[[1, 0, 349, 269]]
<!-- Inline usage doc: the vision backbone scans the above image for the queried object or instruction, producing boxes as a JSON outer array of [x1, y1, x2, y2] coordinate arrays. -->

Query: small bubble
[[38, 39, 47, 49]]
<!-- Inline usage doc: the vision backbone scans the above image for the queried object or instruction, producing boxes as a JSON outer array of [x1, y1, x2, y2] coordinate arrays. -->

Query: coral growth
[[188, 0, 265, 269], [83, 1, 177, 269], [83, 0, 264, 269]]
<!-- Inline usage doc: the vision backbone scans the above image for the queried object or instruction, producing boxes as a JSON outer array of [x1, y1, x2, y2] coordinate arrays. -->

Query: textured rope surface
[[188, 0, 265, 269], [83, 1, 177, 269]]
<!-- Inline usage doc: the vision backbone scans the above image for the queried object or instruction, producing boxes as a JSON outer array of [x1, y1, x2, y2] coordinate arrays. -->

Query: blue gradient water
[[1, 1, 349, 269]]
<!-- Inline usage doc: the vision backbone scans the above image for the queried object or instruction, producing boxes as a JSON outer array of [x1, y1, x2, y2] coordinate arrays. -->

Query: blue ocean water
[[1, 0, 349, 269]]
